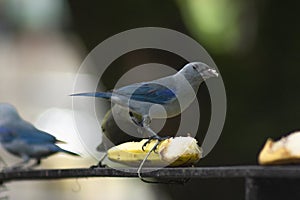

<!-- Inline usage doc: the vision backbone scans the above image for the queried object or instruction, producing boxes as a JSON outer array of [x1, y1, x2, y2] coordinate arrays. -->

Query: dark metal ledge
[[1, 165, 300, 183], [2, 165, 300, 200]]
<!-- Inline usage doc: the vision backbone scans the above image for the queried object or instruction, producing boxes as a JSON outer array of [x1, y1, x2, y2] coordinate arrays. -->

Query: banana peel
[[259, 131, 300, 165], [107, 136, 202, 167]]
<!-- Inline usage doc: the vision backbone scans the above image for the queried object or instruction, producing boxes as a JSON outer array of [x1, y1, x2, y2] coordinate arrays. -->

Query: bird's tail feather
[[60, 148, 80, 156], [70, 92, 112, 99], [56, 139, 67, 144]]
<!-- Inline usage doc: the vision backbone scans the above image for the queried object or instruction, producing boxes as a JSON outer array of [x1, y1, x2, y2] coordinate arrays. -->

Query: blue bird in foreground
[[72, 62, 218, 148], [0, 103, 79, 170]]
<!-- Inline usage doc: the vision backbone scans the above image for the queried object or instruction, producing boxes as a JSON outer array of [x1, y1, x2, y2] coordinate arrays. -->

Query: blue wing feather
[[71, 83, 177, 104], [0, 127, 16, 142], [4, 121, 58, 144], [17, 129, 57, 144], [115, 83, 176, 104]]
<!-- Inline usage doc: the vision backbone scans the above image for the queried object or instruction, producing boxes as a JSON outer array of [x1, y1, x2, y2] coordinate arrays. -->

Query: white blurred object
[[5, 0, 70, 31], [35, 107, 107, 161], [35, 108, 92, 158]]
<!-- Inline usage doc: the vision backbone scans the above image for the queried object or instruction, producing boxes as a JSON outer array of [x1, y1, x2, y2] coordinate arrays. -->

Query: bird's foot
[[90, 161, 107, 169], [90, 153, 107, 169], [142, 135, 170, 152], [26, 159, 41, 169]]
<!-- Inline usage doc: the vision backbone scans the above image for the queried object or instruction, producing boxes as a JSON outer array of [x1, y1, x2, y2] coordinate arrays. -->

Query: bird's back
[[3, 119, 57, 144]]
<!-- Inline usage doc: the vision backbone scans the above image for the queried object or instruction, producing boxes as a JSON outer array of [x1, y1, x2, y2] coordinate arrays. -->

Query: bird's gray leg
[[98, 153, 107, 167], [13, 156, 30, 169], [129, 112, 166, 151], [4, 155, 30, 171], [129, 113, 157, 136], [129, 111, 143, 126], [141, 115, 170, 151], [27, 159, 41, 169], [129, 112, 147, 135], [142, 115, 156, 136], [0, 156, 7, 168], [90, 153, 107, 168]]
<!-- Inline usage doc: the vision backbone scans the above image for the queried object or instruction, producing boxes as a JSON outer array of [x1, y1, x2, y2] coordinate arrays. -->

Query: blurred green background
[[0, 0, 299, 199]]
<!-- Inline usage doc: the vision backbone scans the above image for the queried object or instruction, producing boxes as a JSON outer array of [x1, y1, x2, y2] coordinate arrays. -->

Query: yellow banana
[[107, 136, 202, 167], [259, 131, 300, 165]]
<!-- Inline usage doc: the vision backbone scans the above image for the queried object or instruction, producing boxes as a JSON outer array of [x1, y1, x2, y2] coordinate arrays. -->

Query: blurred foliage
[[177, 0, 242, 53]]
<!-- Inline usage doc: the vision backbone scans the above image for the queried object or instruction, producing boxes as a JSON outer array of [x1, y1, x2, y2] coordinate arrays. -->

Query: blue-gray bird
[[71, 62, 218, 146], [0, 103, 79, 170]]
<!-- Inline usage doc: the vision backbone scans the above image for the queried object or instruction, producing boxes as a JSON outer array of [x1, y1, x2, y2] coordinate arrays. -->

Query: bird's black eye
[[192, 66, 196, 70]]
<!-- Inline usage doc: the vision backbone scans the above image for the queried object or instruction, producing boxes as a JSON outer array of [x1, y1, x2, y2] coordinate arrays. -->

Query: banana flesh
[[107, 136, 202, 167], [259, 131, 300, 165]]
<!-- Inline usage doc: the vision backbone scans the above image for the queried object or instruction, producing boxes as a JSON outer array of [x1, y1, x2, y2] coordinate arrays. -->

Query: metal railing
[[0, 166, 299, 200]]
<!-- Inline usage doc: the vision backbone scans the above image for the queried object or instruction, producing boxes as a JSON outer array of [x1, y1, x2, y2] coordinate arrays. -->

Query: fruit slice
[[259, 131, 300, 165], [107, 136, 202, 167]]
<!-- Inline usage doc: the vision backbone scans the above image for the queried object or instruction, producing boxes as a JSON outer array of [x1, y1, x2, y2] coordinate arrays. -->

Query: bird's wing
[[0, 127, 17, 142], [11, 121, 58, 144], [0, 125, 51, 145], [19, 130, 57, 144], [114, 82, 176, 104]]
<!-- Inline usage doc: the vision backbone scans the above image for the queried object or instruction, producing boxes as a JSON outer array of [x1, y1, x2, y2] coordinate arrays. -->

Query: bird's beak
[[202, 68, 219, 80], [208, 69, 219, 77]]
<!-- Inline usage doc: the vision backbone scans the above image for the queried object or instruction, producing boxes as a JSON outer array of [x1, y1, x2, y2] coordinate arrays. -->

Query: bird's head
[[0, 103, 21, 123], [179, 62, 219, 81]]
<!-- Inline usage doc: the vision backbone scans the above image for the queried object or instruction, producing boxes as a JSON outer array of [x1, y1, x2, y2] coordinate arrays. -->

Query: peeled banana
[[259, 131, 300, 165], [107, 136, 202, 167]]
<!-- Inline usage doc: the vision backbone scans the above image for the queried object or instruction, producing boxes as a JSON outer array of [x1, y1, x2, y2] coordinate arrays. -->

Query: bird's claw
[[90, 161, 107, 169], [142, 135, 170, 152]]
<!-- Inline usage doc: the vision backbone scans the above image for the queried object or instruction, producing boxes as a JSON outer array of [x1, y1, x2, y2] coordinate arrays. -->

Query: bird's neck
[[174, 72, 203, 92]]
